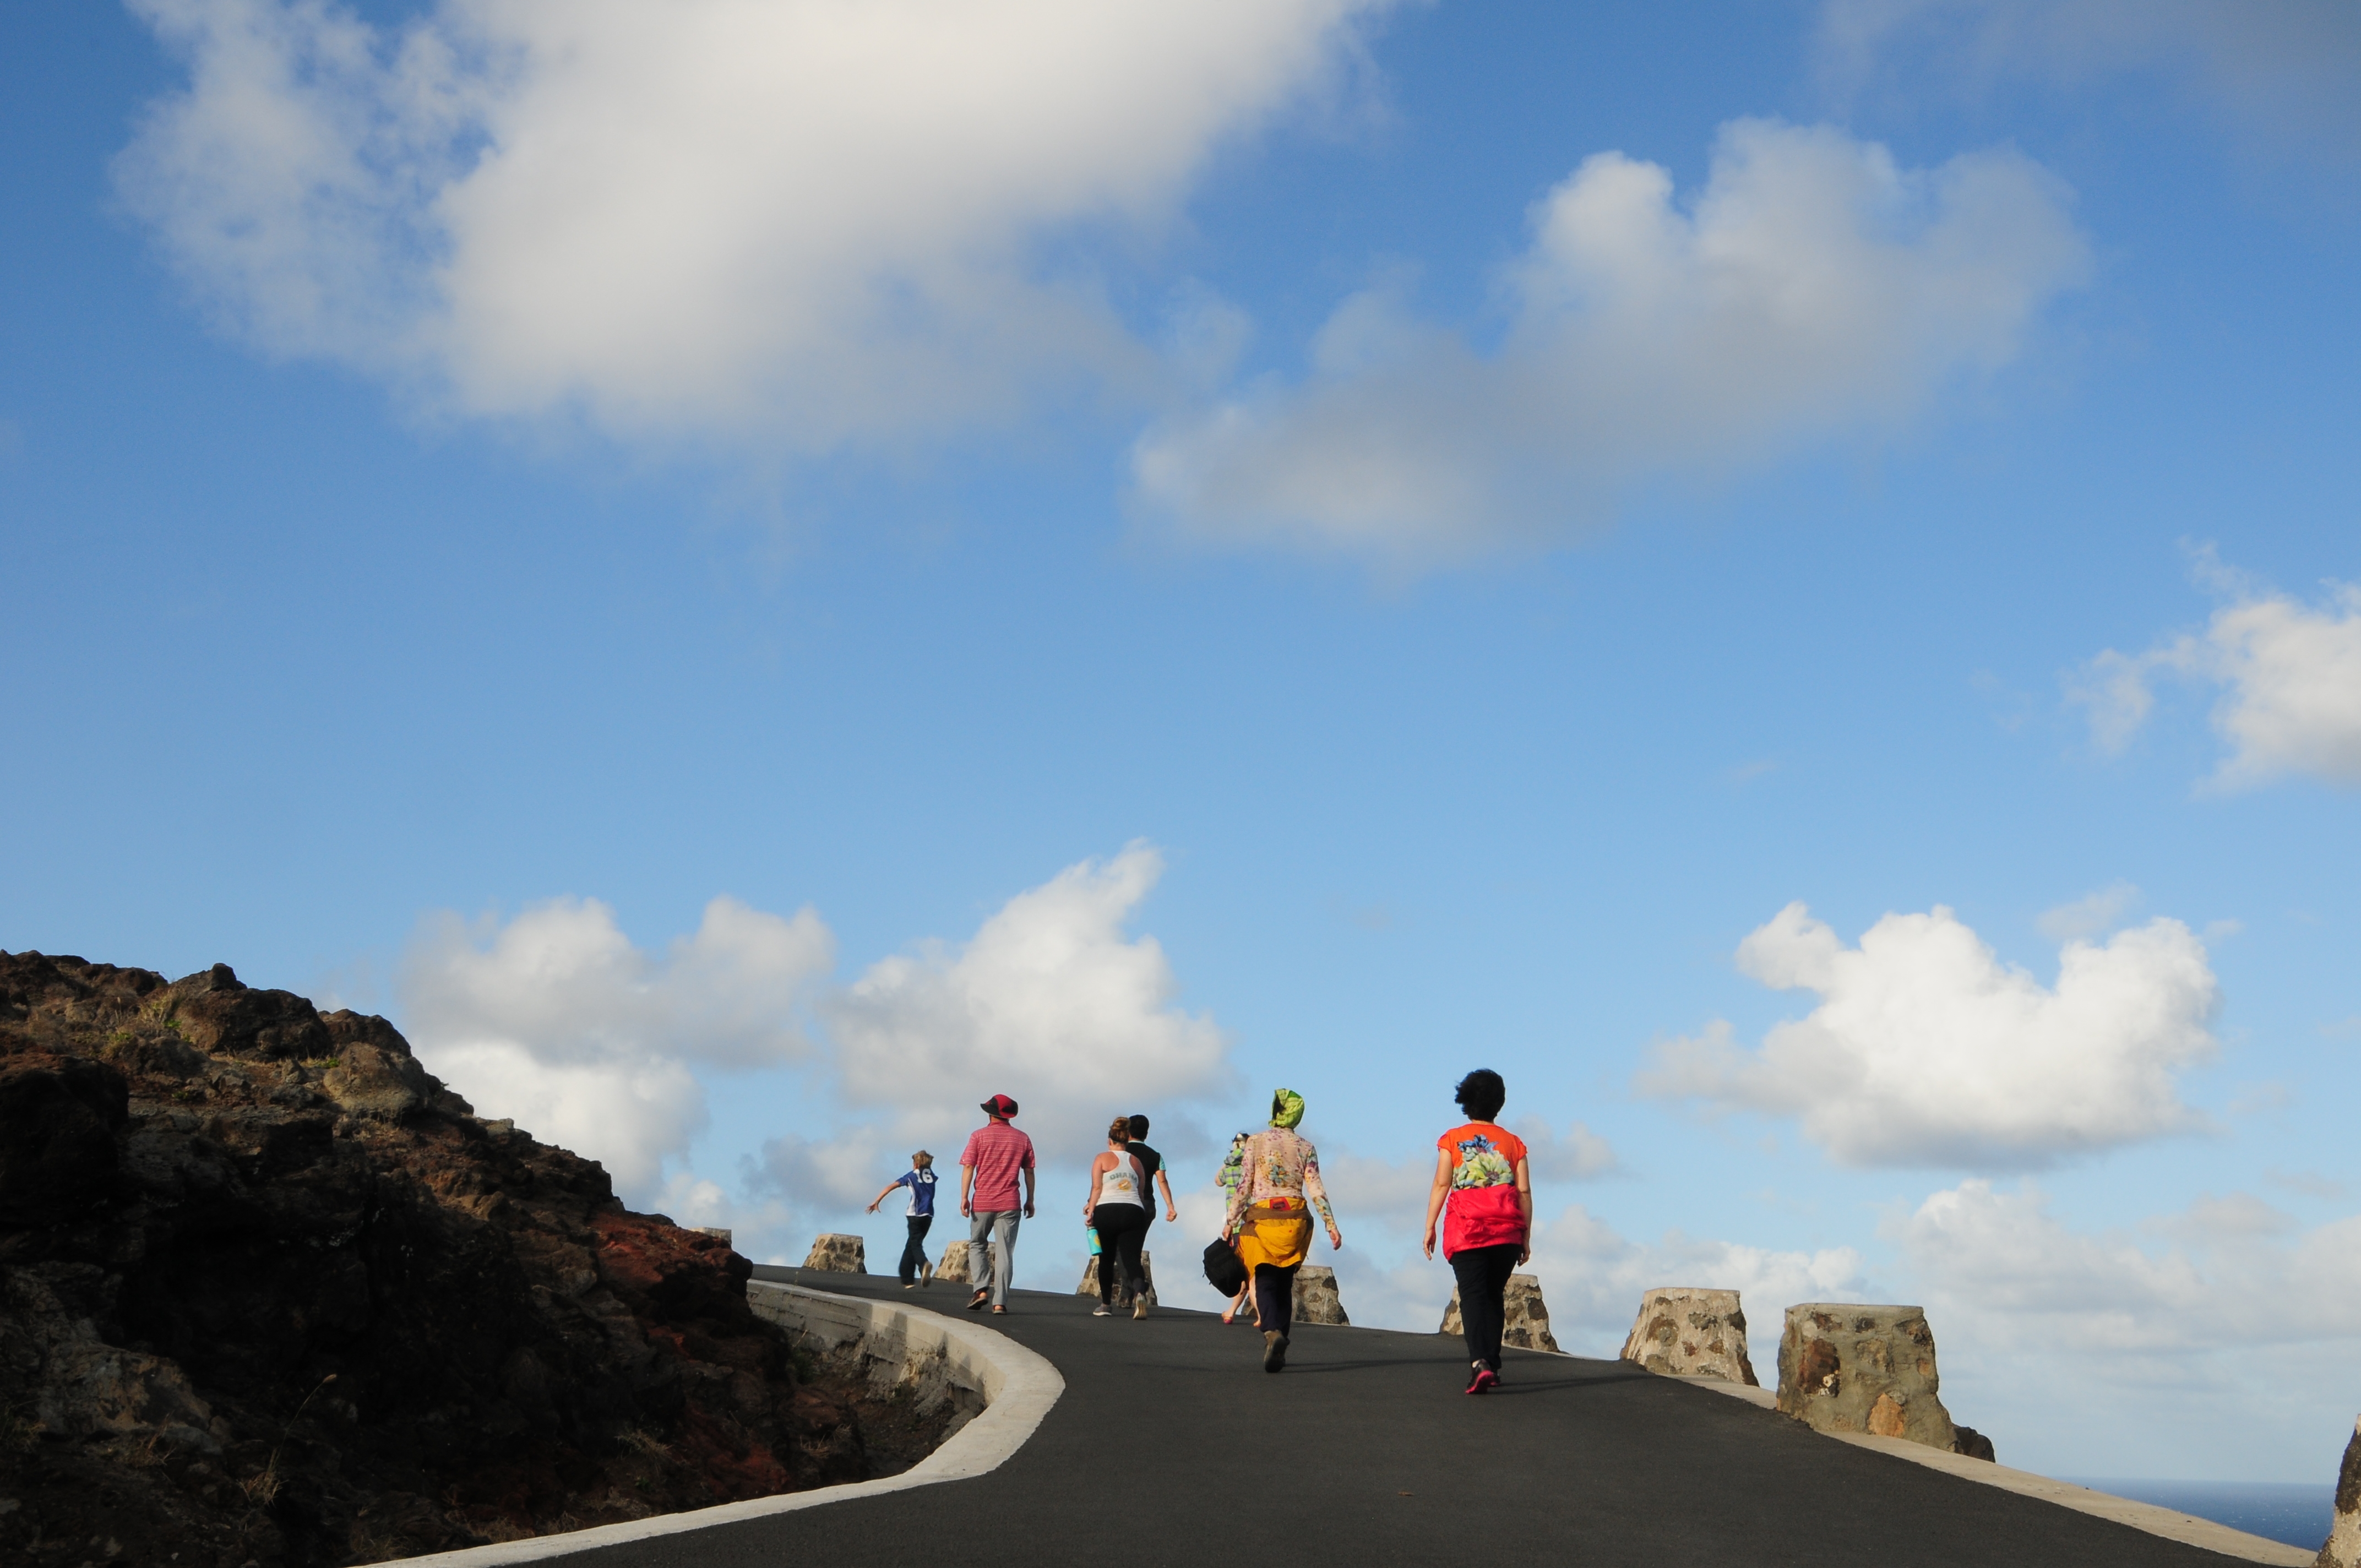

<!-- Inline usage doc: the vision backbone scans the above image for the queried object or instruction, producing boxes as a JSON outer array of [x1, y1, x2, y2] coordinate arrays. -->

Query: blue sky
[[6, 0, 2359, 1482]]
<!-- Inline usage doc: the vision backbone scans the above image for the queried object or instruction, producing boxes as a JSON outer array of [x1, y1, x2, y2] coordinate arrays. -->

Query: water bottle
[[1086, 1226, 1102, 1256]]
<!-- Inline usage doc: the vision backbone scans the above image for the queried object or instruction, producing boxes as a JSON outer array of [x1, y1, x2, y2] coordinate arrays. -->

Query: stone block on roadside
[[1076, 1249, 1158, 1305], [1619, 1286, 1758, 1385], [1293, 1265, 1348, 1325], [2316, 1415, 2361, 1568], [933, 1240, 971, 1284], [1439, 1274, 1558, 1352], [802, 1233, 866, 1273], [1776, 1303, 1988, 1459]]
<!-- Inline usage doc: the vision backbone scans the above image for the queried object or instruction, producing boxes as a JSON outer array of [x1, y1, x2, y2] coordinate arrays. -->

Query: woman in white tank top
[[1084, 1119, 1152, 1318]]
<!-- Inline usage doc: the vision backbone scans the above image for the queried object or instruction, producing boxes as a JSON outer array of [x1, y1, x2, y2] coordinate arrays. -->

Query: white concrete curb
[[1680, 1378, 2313, 1566], [386, 1281, 1064, 1567]]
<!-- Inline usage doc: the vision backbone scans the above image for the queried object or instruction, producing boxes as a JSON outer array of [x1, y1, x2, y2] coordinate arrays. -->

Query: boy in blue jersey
[[867, 1151, 938, 1288]]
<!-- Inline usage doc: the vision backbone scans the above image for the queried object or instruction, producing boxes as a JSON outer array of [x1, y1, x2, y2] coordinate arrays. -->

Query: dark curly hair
[[1454, 1069, 1505, 1123]]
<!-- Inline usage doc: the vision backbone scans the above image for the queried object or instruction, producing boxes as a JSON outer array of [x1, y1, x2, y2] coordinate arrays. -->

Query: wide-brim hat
[[981, 1093, 1019, 1117]]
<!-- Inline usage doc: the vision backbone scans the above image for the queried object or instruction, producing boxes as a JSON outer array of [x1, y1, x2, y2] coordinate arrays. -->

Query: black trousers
[[1091, 1204, 1149, 1303], [1253, 1262, 1301, 1339], [899, 1215, 933, 1283], [1450, 1242, 1521, 1371]]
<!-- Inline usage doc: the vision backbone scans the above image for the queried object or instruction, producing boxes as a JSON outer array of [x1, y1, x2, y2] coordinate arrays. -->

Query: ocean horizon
[[2061, 1479, 2336, 1551]]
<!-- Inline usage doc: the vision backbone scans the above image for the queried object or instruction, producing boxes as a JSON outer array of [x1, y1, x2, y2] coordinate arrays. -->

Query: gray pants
[[969, 1209, 1021, 1307]]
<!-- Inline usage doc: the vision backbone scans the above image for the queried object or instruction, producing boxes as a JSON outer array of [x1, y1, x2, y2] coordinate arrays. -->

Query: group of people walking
[[863, 1069, 1535, 1393]]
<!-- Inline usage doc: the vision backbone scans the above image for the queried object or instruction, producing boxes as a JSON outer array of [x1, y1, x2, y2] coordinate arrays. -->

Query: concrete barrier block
[[1619, 1286, 1758, 1385], [2319, 1415, 2361, 1568], [802, 1233, 866, 1273], [1776, 1303, 1987, 1459], [1293, 1265, 1348, 1325]]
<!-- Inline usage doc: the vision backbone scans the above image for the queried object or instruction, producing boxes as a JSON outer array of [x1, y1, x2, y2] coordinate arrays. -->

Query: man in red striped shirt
[[959, 1093, 1036, 1313]]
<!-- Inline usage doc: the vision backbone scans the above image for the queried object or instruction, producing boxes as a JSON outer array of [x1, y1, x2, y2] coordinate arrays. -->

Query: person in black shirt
[[1123, 1114, 1179, 1309]]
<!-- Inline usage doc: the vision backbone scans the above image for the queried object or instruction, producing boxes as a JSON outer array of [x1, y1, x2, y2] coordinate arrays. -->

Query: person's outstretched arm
[[1421, 1147, 1452, 1259], [866, 1176, 905, 1213], [1303, 1146, 1341, 1249]]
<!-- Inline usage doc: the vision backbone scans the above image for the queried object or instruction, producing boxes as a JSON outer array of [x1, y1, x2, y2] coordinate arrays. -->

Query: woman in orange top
[[1422, 1069, 1532, 1395]]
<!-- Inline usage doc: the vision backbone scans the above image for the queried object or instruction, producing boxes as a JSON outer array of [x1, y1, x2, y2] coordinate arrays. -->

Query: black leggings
[[1253, 1262, 1300, 1339], [1450, 1243, 1521, 1371], [898, 1215, 933, 1283], [1091, 1204, 1149, 1303]]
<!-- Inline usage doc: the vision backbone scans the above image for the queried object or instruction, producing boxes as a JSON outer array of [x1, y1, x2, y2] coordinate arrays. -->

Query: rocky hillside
[[0, 951, 902, 1568]]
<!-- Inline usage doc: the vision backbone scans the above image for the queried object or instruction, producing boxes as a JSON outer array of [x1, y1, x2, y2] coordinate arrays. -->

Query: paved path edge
[[384, 1281, 1065, 1568], [1680, 1376, 2313, 1565]]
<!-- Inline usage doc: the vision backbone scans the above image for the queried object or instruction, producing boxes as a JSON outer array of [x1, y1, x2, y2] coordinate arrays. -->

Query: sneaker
[[903, 1281, 918, 1289], [921, 1259, 934, 1286], [1262, 1331, 1288, 1373], [1466, 1366, 1498, 1396], [966, 1289, 990, 1311], [991, 1304, 1007, 1314], [1093, 1304, 1113, 1317], [1132, 1295, 1149, 1321]]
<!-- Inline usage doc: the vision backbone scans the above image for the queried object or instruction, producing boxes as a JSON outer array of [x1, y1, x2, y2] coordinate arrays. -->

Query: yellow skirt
[[1236, 1208, 1312, 1272]]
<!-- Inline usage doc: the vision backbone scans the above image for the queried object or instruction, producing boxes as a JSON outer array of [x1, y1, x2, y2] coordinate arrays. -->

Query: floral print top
[[1223, 1128, 1334, 1230]]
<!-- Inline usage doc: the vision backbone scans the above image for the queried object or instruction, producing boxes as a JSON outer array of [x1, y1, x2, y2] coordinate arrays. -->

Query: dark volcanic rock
[[0, 951, 891, 1568]]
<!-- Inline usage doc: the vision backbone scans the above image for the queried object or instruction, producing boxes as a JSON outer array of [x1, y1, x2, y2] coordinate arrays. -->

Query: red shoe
[[1465, 1365, 1498, 1395]]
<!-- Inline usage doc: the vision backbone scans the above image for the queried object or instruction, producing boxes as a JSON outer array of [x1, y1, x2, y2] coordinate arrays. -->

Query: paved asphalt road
[[567, 1266, 2253, 1567]]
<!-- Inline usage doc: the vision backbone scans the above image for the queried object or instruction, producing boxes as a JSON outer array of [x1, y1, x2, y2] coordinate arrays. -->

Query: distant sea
[[2061, 1479, 2336, 1550]]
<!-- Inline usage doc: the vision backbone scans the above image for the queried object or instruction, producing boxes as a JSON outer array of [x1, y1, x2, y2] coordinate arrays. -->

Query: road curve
[[548, 1267, 2258, 1568]]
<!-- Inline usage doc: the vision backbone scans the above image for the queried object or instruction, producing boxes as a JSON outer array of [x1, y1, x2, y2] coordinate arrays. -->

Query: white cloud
[[2073, 573, 2361, 789], [1639, 901, 2221, 1170], [749, 1126, 904, 1217], [1131, 118, 2087, 560], [396, 844, 1231, 1241], [1514, 1117, 1622, 1181], [1818, 1, 2361, 161], [822, 842, 1236, 1159], [1870, 1178, 2361, 1476], [398, 894, 834, 1196], [2035, 880, 2139, 941], [1528, 1203, 1869, 1352], [117, 0, 1394, 448], [1318, 1148, 1438, 1234], [1898, 1179, 2361, 1357]]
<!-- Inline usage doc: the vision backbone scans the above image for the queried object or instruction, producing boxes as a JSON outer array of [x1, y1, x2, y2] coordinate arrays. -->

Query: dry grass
[[617, 1428, 672, 1460]]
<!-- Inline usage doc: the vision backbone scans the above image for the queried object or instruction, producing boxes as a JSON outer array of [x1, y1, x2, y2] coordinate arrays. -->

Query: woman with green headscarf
[[1222, 1087, 1342, 1372]]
